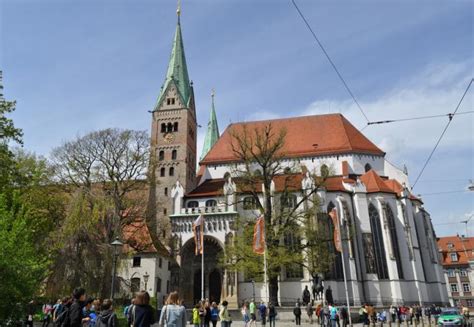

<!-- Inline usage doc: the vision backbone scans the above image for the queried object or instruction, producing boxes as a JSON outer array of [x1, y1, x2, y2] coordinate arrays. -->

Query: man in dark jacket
[[96, 299, 117, 327], [70, 287, 89, 327]]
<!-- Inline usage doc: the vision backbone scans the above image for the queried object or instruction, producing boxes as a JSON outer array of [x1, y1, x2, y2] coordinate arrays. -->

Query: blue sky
[[1, 0, 473, 236]]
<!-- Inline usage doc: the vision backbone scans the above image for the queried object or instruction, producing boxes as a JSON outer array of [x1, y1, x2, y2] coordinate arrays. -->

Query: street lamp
[[110, 237, 124, 299], [143, 272, 150, 291], [251, 280, 256, 301]]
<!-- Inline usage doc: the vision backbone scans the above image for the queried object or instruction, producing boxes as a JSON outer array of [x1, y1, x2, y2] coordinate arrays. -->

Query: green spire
[[154, 7, 191, 110], [200, 89, 220, 161]]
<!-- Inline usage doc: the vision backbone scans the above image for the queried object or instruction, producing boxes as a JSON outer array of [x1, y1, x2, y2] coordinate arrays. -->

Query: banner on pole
[[193, 214, 204, 255], [329, 208, 342, 252], [253, 215, 265, 255]]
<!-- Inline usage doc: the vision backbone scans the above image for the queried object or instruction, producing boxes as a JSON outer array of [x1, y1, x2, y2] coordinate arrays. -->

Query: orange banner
[[193, 215, 204, 255], [329, 208, 342, 252], [253, 216, 265, 255]]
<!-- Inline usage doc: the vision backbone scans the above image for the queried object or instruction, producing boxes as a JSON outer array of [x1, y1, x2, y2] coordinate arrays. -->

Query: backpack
[[96, 313, 115, 327], [55, 307, 70, 327]]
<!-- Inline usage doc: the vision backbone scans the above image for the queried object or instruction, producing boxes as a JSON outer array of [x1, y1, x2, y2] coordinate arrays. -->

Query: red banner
[[329, 208, 342, 252], [253, 216, 265, 255], [193, 215, 204, 255]]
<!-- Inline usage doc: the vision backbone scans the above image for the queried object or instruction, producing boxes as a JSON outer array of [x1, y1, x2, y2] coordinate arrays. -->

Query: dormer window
[[364, 163, 372, 172], [447, 243, 454, 249], [451, 253, 458, 262]]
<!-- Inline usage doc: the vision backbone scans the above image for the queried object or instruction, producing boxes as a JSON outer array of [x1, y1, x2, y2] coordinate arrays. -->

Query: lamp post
[[110, 237, 124, 299], [143, 272, 150, 291], [251, 280, 256, 301]]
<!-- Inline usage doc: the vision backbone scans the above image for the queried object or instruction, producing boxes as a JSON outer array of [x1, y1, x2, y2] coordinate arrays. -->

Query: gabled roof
[[359, 169, 396, 194], [154, 19, 191, 110], [122, 220, 157, 254], [438, 236, 474, 266], [200, 114, 384, 165]]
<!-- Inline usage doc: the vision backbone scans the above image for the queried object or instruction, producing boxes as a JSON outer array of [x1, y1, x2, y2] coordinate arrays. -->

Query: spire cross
[[177, 0, 181, 19], [211, 88, 215, 99]]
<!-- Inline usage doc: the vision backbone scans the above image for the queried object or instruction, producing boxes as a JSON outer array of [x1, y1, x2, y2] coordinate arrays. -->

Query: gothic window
[[320, 164, 329, 177], [169, 167, 175, 176], [401, 203, 414, 261], [161, 123, 166, 133], [224, 172, 231, 179], [281, 193, 297, 209], [172, 150, 177, 160], [131, 277, 140, 293], [187, 201, 198, 208], [206, 200, 217, 207], [166, 123, 172, 133], [173, 122, 178, 132], [159, 150, 165, 161], [171, 98, 175, 105], [284, 230, 304, 279], [369, 203, 389, 279], [243, 196, 257, 210], [341, 201, 355, 258], [160, 168, 165, 177], [362, 233, 377, 273], [364, 163, 372, 172], [320, 202, 343, 280], [164, 187, 168, 196], [385, 204, 404, 279]]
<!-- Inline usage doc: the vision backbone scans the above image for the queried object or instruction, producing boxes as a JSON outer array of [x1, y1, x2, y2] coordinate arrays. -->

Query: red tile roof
[[438, 236, 474, 266], [200, 114, 384, 165], [359, 169, 396, 194], [122, 220, 158, 254]]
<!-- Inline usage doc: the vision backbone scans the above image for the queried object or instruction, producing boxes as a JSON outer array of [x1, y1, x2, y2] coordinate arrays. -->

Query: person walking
[[302, 287, 311, 306], [329, 305, 338, 327], [96, 299, 117, 327], [42, 301, 53, 327], [249, 299, 257, 327], [268, 303, 277, 327], [158, 291, 187, 327], [219, 301, 231, 327], [258, 302, 267, 327], [241, 302, 250, 327], [293, 303, 302, 326], [306, 302, 313, 324], [340, 307, 348, 327], [128, 291, 155, 327], [210, 302, 219, 327], [192, 303, 201, 327], [70, 287, 89, 327], [204, 302, 212, 327]]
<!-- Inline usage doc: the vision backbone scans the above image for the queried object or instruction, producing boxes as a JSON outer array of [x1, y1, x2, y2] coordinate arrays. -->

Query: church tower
[[150, 5, 197, 238], [200, 90, 220, 161]]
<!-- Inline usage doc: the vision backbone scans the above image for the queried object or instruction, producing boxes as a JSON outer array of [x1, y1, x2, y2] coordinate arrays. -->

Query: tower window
[[365, 163, 372, 172], [164, 187, 168, 196], [172, 150, 177, 160], [206, 200, 217, 207], [167, 123, 173, 133], [167, 99, 170, 105], [160, 168, 165, 177], [169, 167, 175, 176], [161, 123, 166, 133], [174, 122, 178, 132], [320, 164, 329, 177], [187, 201, 199, 208], [159, 150, 165, 161], [163, 208, 167, 215]]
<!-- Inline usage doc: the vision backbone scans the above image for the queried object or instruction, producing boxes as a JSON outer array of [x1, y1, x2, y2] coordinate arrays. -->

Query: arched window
[[159, 150, 164, 161], [169, 167, 174, 176], [161, 123, 166, 133], [173, 122, 178, 132], [224, 172, 231, 179], [369, 203, 389, 279], [167, 122, 173, 133], [281, 193, 297, 209], [160, 168, 165, 177], [322, 202, 343, 280], [253, 169, 262, 177], [187, 201, 198, 208], [172, 150, 177, 160], [206, 200, 217, 207], [364, 163, 372, 172], [320, 164, 329, 177], [385, 204, 404, 279], [243, 196, 257, 210], [131, 277, 140, 293], [284, 229, 303, 278]]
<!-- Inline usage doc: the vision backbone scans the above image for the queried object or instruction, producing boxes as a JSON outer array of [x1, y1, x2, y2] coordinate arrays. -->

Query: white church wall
[[384, 160, 410, 187]]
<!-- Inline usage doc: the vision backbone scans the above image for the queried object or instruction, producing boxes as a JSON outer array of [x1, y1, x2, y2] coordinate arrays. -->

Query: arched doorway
[[180, 236, 224, 305], [209, 269, 222, 303]]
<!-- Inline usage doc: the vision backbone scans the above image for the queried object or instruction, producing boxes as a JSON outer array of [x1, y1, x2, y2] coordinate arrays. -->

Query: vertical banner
[[329, 208, 342, 252], [253, 215, 265, 255], [193, 214, 204, 255]]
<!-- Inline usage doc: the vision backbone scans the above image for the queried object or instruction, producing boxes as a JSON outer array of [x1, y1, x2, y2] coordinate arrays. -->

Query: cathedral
[[134, 7, 449, 307]]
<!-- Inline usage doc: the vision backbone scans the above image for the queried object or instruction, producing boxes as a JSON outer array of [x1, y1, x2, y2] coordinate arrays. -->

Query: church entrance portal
[[180, 236, 224, 305]]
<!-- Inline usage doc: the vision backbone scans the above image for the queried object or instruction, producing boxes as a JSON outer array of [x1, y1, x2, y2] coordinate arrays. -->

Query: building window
[[463, 283, 471, 292], [206, 200, 217, 207], [281, 193, 297, 209], [460, 269, 468, 277], [363, 233, 377, 274], [369, 203, 390, 280], [172, 150, 177, 160], [364, 163, 372, 172], [243, 196, 257, 210], [447, 242, 454, 249], [167, 98, 171, 105], [320, 164, 329, 177], [319, 202, 343, 280], [451, 284, 458, 292], [161, 123, 166, 133], [159, 257, 162, 268], [131, 277, 140, 293], [187, 201, 199, 208], [284, 230, 303, 279], [157, 277, 162, 292], [169, 167, 174, 176], [164, 187, 168, 196], [167, 280, 170, 293], [447, 269, 455, 277], [159, 150, 165, 161], [163, 208, 167, 215], [467, 299, 473, 307], [173, 122, 178, 132], [160, 168, 165, 177], [167, 122, 173, 133], [451, 253, 458, 262], [132, 256, 141, 267], [385, 204, 404, 279]]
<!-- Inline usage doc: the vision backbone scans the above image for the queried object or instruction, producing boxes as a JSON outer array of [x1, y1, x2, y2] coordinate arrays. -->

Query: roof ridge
[[234, 113, 343, 126]]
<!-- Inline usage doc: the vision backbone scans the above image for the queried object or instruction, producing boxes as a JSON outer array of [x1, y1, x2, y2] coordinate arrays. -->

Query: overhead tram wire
[[291, 0, 370, 124], [366, 110, 474, 126], [411, 78, 474, 190]]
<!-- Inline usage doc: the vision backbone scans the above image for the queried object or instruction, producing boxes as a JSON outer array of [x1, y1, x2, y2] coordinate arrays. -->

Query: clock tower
[[149, 6, 197, 239]]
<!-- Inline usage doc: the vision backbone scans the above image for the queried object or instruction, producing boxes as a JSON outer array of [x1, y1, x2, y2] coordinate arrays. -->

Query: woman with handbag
[[158, 292, 187, 327]]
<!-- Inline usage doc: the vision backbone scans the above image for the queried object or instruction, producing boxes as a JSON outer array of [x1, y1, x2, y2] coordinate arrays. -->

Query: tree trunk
[[269, 275, 279, 305]]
